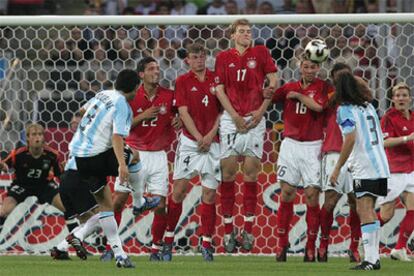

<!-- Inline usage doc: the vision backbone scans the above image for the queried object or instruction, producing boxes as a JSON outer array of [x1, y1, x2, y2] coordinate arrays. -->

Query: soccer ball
[[304, 39, 330, 63]]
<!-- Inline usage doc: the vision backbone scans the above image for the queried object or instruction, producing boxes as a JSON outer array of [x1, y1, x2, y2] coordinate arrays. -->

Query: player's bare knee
[[172, 190, 186, 203], [304, 187, 320, 206], [202, 188, 216, 204], [279, 181, 296, 201]]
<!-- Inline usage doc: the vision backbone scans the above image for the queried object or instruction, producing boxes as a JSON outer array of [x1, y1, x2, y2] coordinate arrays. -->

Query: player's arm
[[112, 134, 128, 183], [287, 92, 323, 112], [330, 130, 355, 185], [200, 116, 220, 152], [178, 106, 203, 142], [383, 132, 414, 147], [263, 72, 278, 99], [330, 106, 356, 185], [216, 84, 248, 133], [0, 150, 15, 172], [381, 116, 414, 147], [131, 106, 160, 127]]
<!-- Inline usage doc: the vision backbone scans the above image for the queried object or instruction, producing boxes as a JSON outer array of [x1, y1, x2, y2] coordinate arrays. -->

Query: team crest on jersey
[[308, 91, 316, 98], [209, 85, 216, 94], [42, 160, 51, 170], [247, 59, 256, 69], [159, 103, 167, 115], [214, 76, 220, 84]]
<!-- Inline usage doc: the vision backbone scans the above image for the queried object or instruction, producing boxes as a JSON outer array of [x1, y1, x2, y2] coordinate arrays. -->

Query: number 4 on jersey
[[202, 95, 209, 107]]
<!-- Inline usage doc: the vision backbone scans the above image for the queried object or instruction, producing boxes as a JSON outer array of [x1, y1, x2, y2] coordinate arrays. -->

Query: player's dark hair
[[137, 57, 157, 74], [333, 71, 372, 106], [330, 62, 352, 80], [115, 69, 140, 94]]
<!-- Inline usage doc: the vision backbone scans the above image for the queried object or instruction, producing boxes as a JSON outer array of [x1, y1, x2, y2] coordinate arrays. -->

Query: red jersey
[[273, 78, 331, 141], [175, 69, 220, 142], [322, 101, 343, 153], [215, 45, 277, 116], [126, 85, 176, 151], [381, 108, 414, 173]]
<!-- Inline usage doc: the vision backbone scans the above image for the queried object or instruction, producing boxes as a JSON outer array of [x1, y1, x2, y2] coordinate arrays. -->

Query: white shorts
[[219, 111, 266, 159], [277, 137, 322, 189], [173, 134, 221, 190], [377, 172, 414, 205], [114, 150, 169, 197], [321, 152, 353, 194]]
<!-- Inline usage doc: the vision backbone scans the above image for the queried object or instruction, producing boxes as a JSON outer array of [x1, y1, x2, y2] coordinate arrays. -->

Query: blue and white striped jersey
[[69, 90, 132, 157], [64, 155, 77, 171], [337, 103, 390, 180]]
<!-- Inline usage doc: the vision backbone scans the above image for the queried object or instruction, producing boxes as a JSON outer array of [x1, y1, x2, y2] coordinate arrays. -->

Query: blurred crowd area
[[1, 0, 414, 16], [0, 1, 413, 154]]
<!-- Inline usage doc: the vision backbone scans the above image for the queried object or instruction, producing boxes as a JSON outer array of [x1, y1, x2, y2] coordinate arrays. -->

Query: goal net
[[0, 14, 412, 255]]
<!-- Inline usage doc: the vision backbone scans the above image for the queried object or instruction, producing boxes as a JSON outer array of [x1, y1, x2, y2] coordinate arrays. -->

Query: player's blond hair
[[391, 82, 410, 96], [26, 123, 44, 138], [229, 18, 251, 35]]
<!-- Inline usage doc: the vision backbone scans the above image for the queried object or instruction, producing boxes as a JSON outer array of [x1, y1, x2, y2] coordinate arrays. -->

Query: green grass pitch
[[1, 255, 413, 276]]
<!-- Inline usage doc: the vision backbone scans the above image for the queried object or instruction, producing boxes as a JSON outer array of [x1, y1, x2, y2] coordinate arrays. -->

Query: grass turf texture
[[1, 255, 413, 276]]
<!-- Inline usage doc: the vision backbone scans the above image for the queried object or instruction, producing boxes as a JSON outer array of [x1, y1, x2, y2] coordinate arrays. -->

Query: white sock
[[74, 213, 101, 240], [57, 225, 83, 251], [361, 222, 380, 264], [99, 211, 126, 258], [130, 172, 145, 208]]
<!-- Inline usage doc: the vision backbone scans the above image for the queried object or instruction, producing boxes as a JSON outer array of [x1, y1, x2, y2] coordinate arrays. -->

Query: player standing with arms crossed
[[215, 19, 278, 252]]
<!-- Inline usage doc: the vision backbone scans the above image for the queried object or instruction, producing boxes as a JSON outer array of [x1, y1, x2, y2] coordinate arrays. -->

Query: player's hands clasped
[[246, 109, 263, 130], [233, 115, 248, 134]]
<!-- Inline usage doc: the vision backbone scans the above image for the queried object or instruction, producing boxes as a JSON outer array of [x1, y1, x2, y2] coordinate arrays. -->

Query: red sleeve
[[174, 77, 187, 108], [314, 81, 330, 108], [3, 149, 16, 168], [272, 85, 287, 103], [214, 52, 225, 85], [381, 113, 395, 139], [261, 46, 277, 74]]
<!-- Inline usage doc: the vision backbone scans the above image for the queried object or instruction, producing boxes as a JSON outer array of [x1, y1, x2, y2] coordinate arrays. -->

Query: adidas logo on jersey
[[403, 126, 408, 131], [191, 86, 198, 92], [137, 108, 143, 112], [229, 63, 235, 68]]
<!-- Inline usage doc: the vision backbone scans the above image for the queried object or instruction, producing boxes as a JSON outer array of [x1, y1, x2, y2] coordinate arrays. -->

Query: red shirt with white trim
[[381, 107, 414, 173], [273, 78, 331, 141], [215, 45, 277, 116], [175, 69, 220, 142], [126, 85, 176, 151]]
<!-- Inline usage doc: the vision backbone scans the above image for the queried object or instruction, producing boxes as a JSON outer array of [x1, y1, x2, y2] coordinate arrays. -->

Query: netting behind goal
[[0, 15, 412, 255]]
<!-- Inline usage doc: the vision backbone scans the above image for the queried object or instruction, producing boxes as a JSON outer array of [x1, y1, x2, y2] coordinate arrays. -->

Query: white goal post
[[0, 14, 412, 255]]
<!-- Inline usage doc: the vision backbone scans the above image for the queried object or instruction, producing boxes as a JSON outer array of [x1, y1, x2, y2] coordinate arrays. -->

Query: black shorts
[[7, 180, 58, 204], [75, 148, 119, 194], [59, 170, 98, 220], [353, 178, 388, 199]]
